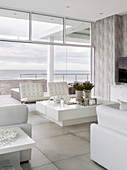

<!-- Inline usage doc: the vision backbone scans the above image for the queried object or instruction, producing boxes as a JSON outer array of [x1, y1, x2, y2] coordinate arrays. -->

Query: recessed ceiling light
[[99, 13, 103, 15], [66, 6, 70, 8]]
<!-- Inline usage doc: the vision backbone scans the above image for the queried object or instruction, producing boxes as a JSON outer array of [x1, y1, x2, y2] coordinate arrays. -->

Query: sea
[[0, 70, 90, 83]]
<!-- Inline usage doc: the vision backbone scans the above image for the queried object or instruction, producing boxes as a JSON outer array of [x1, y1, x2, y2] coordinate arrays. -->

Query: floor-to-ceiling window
[[0, 7, 92, 84]]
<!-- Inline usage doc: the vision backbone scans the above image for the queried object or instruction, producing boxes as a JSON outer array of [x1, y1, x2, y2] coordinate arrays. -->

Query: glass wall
[[0, 8, 92, 84], [0, 8, 29, 40], [32, 14, 64, 43], [0, 41, 91, 83], [54, 46, 67, 81], [54, 46, 91, 83], [65, 19, 91, 45], [0, 41, 48, 79]]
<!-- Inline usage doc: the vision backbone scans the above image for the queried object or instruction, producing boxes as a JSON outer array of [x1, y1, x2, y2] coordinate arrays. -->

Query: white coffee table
[[0, 127, 35, 170], [36, 100, 98, 126]]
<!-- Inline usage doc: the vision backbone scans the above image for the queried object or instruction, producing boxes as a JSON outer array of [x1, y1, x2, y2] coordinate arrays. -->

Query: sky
[[0, 41, 90, 71]]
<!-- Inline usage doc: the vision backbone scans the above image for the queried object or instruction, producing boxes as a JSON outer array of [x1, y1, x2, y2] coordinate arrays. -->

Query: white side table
[[0, 127, 35, 170]]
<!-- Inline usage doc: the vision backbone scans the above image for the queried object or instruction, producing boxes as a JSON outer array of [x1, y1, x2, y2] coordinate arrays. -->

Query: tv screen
[[118, 57, 127, 83]]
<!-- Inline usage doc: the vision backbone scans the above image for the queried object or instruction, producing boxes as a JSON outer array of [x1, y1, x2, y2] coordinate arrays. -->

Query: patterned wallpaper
[[114, 15, 123, 82], [93, 15, 123, 99], [122, 15, 127, 57]]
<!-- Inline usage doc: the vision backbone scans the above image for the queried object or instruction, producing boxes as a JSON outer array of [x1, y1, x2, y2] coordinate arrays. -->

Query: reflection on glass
[[0, 9, 29, 40], [32, 14, 63, 43], [65, 19, 91, 45]]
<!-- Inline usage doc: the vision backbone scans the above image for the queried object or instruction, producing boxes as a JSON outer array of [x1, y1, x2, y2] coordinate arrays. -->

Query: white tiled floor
[[0, 95, 106, 170]]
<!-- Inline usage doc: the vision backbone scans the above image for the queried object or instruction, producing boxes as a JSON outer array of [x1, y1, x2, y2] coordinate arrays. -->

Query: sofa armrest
[[0, 104, 28, 126], [96, 105, 127, 135]]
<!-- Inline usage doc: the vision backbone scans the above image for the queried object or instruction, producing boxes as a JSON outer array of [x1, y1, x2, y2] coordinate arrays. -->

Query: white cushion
[[21, 96, 49, 102], [97, 105, 127, 135], [11, 88, 19, 92], [20, 83, 44, 102], [117, 99, 127, 111], [48, 82, 69, 97]]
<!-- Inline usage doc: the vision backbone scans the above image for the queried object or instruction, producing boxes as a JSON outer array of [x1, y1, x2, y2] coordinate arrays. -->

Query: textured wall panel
[[93, 15, 123, 99], [122, 15, 127, 57]]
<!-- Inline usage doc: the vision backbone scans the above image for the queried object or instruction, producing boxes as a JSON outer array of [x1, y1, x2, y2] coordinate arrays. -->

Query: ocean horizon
[[0, 69, 90, 82]]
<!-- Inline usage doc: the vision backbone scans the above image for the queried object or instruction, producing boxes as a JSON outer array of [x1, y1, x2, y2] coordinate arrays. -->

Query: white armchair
[[91, 104, 127, 170], [48, 82, 69, 96], [0, 104, 32, 162], [19, 83, 49, 103], [48, 82, 75, 100], [48, 82, 71, 103]]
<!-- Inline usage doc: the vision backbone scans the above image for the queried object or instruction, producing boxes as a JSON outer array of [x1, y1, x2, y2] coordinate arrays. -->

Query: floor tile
[[28, 112, 50, 125], [32, 123, 68, 141], [36, 134, 90, 162], [75, 130, 90, 142], [55, 154, 105, 170], [0, 95, 20, 106], [21, 147, 51, 170], [63, 122, 91, 133], [30, 164, 59, 170]]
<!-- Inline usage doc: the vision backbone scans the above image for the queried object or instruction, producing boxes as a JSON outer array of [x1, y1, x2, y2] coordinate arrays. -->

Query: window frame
[[0, 7, 94, 83], [0, 7, 92, 48]]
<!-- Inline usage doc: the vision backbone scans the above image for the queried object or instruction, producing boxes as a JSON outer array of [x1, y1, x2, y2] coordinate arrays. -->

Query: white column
[[47, 38, 54, 82]]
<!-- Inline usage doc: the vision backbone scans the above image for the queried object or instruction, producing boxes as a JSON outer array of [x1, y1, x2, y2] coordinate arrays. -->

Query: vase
[[84, 90, 91, 98], [76, 90, 84, 101]]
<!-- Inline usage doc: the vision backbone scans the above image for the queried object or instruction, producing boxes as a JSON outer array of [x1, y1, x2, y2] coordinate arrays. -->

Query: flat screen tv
[[118, 57, 127, 83]]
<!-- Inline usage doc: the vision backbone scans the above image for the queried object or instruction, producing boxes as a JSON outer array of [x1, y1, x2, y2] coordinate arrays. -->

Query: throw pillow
[[117, 99, 127, 111]]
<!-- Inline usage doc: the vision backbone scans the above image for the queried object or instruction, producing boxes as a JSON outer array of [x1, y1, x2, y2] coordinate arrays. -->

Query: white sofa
[[19, 83, 49, 103], [91, 104, 127, 170], [0, 104, 32, 162]]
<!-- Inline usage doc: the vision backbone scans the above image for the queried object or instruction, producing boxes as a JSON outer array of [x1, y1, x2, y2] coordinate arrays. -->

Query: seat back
[[0, 104, 28, 126], [19, 83, 44, 99], [48, 82, 69, 97]]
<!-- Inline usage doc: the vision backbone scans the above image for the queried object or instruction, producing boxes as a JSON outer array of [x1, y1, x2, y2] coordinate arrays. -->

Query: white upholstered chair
[[48, 81, 76, 99], [0, 104, 32, 162], [19, 83, 49, 103], [48, 82, 70, 102], [91, 104, 127, 170], [48, 82, 69, 97]]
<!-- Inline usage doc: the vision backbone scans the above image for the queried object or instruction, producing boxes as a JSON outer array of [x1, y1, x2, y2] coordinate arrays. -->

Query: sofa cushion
[[0, 104, 28, 126], [97, 105, 127, 135], [21, 96, 49, 102]]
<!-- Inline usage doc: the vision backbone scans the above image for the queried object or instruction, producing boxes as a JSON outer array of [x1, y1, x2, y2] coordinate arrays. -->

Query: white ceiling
[[0, 0, 127, 21]]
